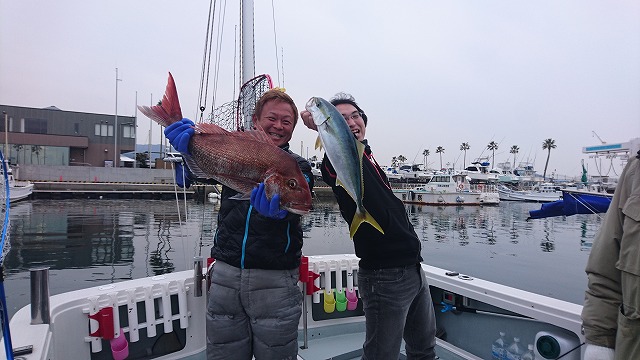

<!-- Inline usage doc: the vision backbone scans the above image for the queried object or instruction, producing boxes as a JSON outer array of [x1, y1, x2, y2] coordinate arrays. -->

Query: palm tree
[[12, 144, 23, 164], [487, 141, 498, 166], [31, 145, 43, 164], [422, 149, 430, 169], [542, 138, 557, 180], [459, 142, 470, 169], [397, 154, 407, 165], [391, 156, 398, 167], [509, 145, 519, 168], [435, 146, 445, 169]]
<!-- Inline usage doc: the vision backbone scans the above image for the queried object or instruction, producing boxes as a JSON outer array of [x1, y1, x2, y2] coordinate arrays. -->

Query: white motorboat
[[396, 163, 432, 183], [383, 165, 404, 182], [497, 183, 562, 203], [489, 162, 520, 184], [461, 159, 499, 183], [4, 254, 585, 360], [1, 163, 34, 203], [393, 173, 500, 205]]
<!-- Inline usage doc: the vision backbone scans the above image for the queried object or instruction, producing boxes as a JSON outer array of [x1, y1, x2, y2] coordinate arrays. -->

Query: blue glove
[[164, 118, 195, 154], [175, 162, 193, 188], [250, 183, 287, 220]]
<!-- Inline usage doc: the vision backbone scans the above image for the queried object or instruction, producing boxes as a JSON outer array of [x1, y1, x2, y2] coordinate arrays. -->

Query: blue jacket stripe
[[241, 205, 253, 269], [284, 222, 291, 253]]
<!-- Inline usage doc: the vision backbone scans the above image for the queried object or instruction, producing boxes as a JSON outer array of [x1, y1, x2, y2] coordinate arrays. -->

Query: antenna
[[592, 131, 606, 144]]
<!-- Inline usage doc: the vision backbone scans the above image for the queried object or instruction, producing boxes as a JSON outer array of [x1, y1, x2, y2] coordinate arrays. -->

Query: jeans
[[358, 263, 437, 360]]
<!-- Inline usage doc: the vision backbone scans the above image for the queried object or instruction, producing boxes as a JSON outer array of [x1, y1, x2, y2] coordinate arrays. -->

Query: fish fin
[[245, 126, 276, 145], [229, 193, 251, 201], [138, 72, 183, 127], [335, 178, 359, 204], [195, 123, 229, 135], [182, 155, 210, 179], [349, 210, 385, 239], [315, 136, 323, 151]]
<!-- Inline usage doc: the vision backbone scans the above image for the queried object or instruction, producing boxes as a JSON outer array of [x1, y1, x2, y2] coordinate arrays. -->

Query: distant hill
[[122, 144, 174, 162]]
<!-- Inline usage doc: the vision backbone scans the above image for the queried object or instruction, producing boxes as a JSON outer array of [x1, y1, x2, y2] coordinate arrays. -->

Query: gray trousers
[[206, 261, 302, 360], [358, 263, 437, 360]]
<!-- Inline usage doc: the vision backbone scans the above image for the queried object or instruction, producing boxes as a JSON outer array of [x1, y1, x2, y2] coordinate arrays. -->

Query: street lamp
[[3, 111, 7, 158], [114, 68, 122, 167]]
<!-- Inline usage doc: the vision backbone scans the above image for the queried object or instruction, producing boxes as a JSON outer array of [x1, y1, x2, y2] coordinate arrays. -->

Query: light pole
[[3, 111, 7, 158], [134, 91, 137, 168], [114, 68, 122, 167]]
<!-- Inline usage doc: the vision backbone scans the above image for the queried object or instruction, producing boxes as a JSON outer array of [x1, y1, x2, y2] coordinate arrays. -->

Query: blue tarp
[[528, 190, 612, 220]]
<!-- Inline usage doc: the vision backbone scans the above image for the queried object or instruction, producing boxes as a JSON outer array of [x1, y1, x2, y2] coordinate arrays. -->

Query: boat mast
[[240, 0, 255, 130]]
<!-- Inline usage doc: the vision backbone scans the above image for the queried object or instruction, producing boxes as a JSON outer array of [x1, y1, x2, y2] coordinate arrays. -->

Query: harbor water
[[2, 198, 602, 318]]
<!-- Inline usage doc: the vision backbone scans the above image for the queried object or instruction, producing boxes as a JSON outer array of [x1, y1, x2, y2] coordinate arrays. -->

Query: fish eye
[[288, 179, 297, 188]]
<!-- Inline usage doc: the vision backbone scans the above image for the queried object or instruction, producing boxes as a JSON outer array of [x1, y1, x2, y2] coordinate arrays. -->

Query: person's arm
[[581, 159, 638, 353]]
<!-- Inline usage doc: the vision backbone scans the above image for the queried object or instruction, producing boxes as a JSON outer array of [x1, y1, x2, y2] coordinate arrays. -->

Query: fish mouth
[[305, 97, 319, 109], [284, 203, 312, 215]]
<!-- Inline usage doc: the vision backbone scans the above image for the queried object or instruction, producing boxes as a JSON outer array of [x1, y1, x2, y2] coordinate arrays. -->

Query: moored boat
[[394, 173, 500, 205], [497, 183, 562, 203], [461, 159, 499, 183], [0, 164, 33, 203]]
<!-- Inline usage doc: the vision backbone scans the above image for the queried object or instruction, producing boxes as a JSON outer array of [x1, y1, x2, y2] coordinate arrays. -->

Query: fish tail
[[137, 72, 183, 128], [349, 209, 384, 239]]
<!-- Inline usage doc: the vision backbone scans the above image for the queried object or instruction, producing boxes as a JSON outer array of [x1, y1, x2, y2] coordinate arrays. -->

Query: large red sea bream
[[138, 73, 312, 215]]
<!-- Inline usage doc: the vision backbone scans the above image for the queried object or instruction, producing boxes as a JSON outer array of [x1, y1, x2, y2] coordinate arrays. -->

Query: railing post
[[30, 267, 50, 324], [193, 257, 203, 297]]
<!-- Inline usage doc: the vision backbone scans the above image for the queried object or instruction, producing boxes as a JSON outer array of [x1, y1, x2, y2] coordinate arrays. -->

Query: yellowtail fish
[[305, 97, 383, 238]]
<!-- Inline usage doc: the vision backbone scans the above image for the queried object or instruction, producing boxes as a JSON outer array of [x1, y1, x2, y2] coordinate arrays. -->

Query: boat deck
[[297, 331, 481, 360]]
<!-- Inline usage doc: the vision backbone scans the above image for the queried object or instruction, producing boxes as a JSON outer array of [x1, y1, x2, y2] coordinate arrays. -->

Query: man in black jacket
[[301, 92, 436, 360], [165, 89, 313, 360]]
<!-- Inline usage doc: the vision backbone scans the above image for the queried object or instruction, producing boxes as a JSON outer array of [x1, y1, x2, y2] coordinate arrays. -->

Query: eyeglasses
[[342, 111, 362, 122]]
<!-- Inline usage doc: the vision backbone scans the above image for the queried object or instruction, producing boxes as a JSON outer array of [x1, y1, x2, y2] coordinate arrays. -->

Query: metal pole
[[134, 91, 137, 168], [149, 93, 152, 169], [3, 112, 7, 159], [302, 283, 308, 349], [240, 0, 255, 129], [30, 267, 50, 325], [193, 257, 203, 297], [114, 68, 122, 167]]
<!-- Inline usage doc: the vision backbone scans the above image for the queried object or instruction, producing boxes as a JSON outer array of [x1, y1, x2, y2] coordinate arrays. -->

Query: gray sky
[[1, 0, 638, 177]]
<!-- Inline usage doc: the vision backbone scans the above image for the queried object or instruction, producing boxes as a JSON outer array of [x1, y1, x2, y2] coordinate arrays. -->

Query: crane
[[592, 131, 606, 144]]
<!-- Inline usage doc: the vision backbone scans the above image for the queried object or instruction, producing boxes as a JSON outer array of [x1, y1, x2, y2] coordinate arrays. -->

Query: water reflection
[[4, 198, 603, 316]]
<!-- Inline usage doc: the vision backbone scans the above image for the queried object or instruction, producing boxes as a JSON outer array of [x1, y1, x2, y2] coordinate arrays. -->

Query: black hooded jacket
[[321, 141, 422, 270], [210, 144, 313, 270]]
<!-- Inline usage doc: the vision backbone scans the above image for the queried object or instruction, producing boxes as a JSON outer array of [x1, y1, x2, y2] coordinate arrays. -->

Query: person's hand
[[300, 110, 317, 132], [174, 163, 192, 188], [584, 344, 614, 360], [164, 118, 195, 154], [250, 183, 287, 219]]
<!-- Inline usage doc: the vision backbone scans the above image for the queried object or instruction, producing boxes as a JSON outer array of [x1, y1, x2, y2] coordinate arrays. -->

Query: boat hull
[[393, 188, 500, 206], [4, 182, 34, 202], [4, 255, 584, 360]]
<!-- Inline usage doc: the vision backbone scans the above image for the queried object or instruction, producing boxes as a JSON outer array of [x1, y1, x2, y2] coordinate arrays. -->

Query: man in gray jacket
[[582, 150, 640, 360]]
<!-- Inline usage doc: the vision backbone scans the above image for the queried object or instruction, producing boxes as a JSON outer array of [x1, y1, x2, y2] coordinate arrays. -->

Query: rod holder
[[193, 257, 203, 297], [30, 267, 50, 324]]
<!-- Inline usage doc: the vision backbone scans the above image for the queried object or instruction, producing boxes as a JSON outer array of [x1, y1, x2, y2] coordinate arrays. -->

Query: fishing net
[[205, 74, 273, 131]]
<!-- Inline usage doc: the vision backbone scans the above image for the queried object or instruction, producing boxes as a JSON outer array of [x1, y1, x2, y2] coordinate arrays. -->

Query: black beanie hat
[[330, 92, 368, 126]]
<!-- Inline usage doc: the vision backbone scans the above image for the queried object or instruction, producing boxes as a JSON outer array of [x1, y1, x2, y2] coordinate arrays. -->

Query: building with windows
[[0, 104, 136, 167]]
